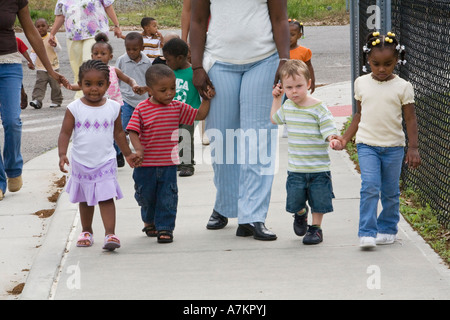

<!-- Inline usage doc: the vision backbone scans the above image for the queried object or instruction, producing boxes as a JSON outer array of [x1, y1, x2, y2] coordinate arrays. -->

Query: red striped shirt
[[126, 99, 198, 166]]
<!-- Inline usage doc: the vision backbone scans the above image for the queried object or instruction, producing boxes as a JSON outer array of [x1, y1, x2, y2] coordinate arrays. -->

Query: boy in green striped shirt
[[271, 59, 340, 245]]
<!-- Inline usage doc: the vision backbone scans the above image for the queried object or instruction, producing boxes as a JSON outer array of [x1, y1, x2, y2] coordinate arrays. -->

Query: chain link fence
[[353, 1, 450, 227]]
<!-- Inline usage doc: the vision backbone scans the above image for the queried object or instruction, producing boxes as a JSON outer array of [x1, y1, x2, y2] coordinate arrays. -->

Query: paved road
[[3, 25, 351, 164]]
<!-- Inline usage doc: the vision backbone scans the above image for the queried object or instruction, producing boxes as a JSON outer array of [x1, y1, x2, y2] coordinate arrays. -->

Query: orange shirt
[[290, 45, 312, 62]]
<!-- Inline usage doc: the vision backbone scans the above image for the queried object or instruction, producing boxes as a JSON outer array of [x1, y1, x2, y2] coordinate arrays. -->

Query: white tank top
[[67, 98, 120, 168]]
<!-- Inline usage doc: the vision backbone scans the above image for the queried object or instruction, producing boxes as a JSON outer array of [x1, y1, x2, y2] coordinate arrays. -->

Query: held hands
[[328, 135, 346, 150], [133, 85, 148, 95], [272, 83, 284, 99], [125, 152, 143, 168]]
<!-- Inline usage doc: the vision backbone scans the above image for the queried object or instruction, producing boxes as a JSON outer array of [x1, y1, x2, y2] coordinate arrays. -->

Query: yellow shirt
[[32, 33, 60, 71], [355, 74, 415, 147]]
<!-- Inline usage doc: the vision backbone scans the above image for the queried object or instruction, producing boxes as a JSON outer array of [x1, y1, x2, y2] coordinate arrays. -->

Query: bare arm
[[331, 100, 361, 150], [403, 103, 421, 168], [268, 0, 290, 86], [19, 6, 69, 87], [195, 99, 210, 120], [49, 15, 64, 46], [113, 115, 141, 168], [305, 60, 315, 93], [270, 84, 284, 124], [190, 0, 214, 100], [128, 130, 144, 162], [181, 0, 191, 42], [58, 109, 75, 173], [104, 4, 122, 39]]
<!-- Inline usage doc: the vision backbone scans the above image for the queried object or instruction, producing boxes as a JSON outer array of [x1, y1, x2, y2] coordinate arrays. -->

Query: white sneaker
[[359, 236, 376, 249], [376, 233, 397, 245]]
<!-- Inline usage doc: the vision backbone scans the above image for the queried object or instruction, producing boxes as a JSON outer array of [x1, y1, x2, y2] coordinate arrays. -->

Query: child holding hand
[[127, 64, 212, 243], [271, 59, 337, 245], [58, 60, 141, 251], [331, 32, 420, 249]]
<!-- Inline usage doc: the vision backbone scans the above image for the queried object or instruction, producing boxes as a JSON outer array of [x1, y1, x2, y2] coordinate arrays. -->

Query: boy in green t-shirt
[[163, 38, 211, 176]]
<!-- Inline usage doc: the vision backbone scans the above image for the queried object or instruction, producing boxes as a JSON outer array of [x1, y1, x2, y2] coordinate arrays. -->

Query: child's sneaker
[[359, 236, 376, 249], [293, 207, 308, 236], [376, 233, 397, 245], [302, 225, 323, 245]]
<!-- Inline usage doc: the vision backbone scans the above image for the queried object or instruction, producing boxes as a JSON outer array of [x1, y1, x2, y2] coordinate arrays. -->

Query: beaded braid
[[362, 31, 407, 73], [78, 59, 110, 83], [288, 18, 304, 36]]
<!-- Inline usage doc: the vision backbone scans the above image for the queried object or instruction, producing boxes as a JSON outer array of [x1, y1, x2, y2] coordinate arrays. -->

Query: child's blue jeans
[[357, 143, 404, 237], [132, 166, 178, 231]]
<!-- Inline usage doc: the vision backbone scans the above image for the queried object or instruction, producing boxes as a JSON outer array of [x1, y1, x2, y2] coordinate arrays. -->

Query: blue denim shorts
[[286, 171, 335, 214]]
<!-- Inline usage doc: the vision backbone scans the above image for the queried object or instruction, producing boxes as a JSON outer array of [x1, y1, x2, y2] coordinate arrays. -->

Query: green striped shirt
[[273, 100, 337, 173]]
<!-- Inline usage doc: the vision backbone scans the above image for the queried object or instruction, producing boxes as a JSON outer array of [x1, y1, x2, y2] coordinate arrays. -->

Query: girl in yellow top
[[331, 32, 421, 249]]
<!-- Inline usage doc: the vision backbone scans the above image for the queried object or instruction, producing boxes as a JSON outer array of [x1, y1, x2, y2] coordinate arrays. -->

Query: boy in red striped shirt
[[127, 64, 213, 243]]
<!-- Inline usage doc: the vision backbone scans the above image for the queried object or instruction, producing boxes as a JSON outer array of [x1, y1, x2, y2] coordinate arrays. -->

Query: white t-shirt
[[355, 74, 415, 147], [203, 0, 277, 71], [67, 98, 120, 168]]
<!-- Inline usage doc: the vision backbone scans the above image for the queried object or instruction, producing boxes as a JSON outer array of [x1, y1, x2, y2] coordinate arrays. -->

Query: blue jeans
[[0, 64, 23, 193], [206, 53, 279, 224], [357, 144, 404, 237], [132, 166, 178, 231], [114, 101, 135, 156]]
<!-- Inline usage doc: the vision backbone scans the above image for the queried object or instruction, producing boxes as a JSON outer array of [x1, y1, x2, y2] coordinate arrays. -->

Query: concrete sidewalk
[[8, 81, 450, 300]]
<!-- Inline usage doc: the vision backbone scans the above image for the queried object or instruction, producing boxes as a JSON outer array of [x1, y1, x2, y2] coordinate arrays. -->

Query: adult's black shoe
[[206, 210, 228, 230], [236, 222, 277, 241]]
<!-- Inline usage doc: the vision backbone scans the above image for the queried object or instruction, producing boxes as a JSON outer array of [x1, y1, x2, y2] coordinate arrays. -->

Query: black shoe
[[206, 210, 228, 230], [116, 153, 125, 167], [293, 207, 308, 236], [303, 225, 323, 245], [236, 222, 277, 241]]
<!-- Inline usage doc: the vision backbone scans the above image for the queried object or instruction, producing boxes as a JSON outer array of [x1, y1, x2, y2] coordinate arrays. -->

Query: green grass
[[341, 116, 450, 266], [20, 0, 349, 29]]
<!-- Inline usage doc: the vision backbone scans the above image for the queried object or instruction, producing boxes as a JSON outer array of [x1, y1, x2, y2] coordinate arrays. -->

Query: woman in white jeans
[[190, 0, 290, 240]]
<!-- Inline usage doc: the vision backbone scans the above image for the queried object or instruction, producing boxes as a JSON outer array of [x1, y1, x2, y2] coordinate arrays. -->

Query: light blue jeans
[[357, 143, 404, 237], [206, 53, 279, 224], [0, 64, 23, 193]]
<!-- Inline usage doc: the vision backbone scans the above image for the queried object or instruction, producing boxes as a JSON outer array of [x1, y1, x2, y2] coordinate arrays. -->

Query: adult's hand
[[49, 69, 71, 89], [193, 67, 215, 100]]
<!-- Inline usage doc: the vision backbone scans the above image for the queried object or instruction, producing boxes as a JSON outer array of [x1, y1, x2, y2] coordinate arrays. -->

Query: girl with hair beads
[[69, 33, 147, 105], [289, 19, 315, 93], [58, 60, 141, 251], [331, 32, 421, 249]]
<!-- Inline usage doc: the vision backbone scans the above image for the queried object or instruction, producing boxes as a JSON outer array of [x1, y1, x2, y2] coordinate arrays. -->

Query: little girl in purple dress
[[58, 60, 141, 251]]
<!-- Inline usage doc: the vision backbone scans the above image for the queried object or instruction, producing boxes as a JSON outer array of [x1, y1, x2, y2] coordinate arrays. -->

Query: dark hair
[[145, 64, 175, 87], [78, 59, 110, 82], [125, 32, 144, 45], [362, 31, 406, 72], [141, 17, 156, 28], [92, 32, 113, 54], [162, 38, 189, 57], [289, 19, 304, 35]]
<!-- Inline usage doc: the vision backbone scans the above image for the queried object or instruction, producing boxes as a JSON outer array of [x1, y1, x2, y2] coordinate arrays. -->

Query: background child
[[140, 17, 164, 63], [58, 60, 141, 251], [271, 59, 337, 245], [15, 37, 35, 109], [29, 18, 63, 109], [126, 64, 211, 243], [331, 32, 421, 249], [69, 33, 147, 167], [162, 37, 208, 177], [116, 32, 152, 135], [289, 19, 315, 93]]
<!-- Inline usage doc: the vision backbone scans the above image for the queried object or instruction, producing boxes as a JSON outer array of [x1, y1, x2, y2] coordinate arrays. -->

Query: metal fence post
[[350, 0, 360, 115]]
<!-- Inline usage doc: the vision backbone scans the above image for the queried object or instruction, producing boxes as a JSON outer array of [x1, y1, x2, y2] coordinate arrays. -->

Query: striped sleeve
[[126, 106, 142, 134], [318, 104, 337, 141], [179, 102, 198, 125], [272, 105, 286, 125]]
